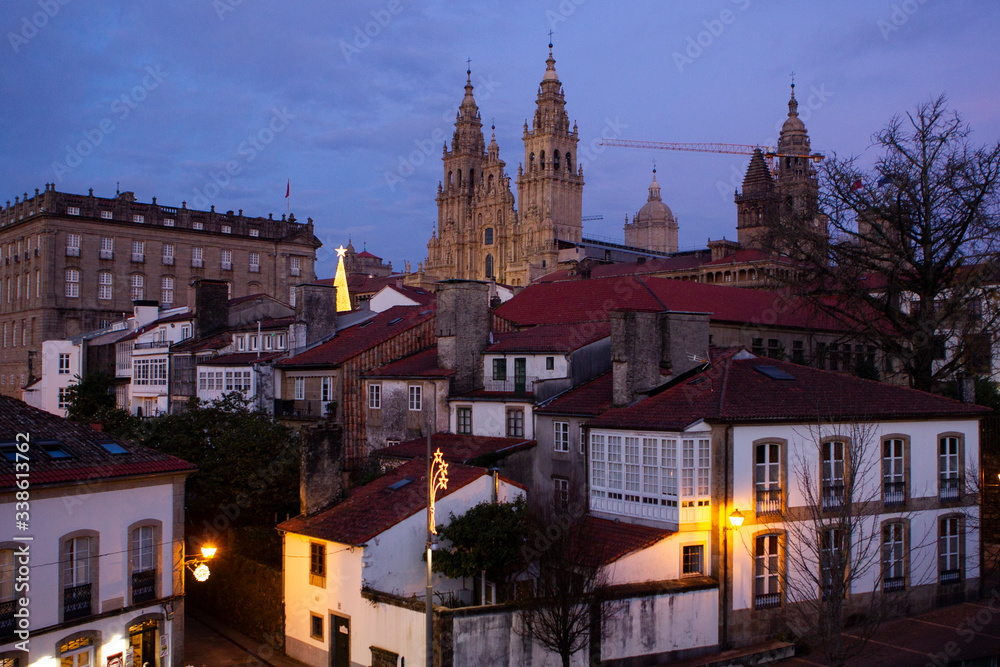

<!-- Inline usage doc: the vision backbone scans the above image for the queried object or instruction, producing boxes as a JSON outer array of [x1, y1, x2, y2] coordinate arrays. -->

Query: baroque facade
[[0, 184, 320, 397], [423, 44, 583, 287]]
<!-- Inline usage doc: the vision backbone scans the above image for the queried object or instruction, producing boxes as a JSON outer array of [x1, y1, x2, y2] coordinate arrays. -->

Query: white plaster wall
[[606, 530, 712, 586], [601, 587, 719, 661], [730, 418, 981, 611], [370, 287, 420, 313], [451, 401, 534, 439], [22, 339, 79, 417], [485, 353, 569, 383]]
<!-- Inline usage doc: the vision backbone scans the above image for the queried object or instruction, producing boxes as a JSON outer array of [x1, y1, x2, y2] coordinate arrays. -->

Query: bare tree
[[764, 96, 1000, 392], [768, 420, 920, 667]]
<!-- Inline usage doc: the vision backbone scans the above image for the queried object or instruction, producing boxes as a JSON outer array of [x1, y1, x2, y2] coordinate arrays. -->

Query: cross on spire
[[548, 29, 553, 46]]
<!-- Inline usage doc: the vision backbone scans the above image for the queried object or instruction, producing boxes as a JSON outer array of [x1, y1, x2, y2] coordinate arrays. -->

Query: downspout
[[722, 423, 732, 650]]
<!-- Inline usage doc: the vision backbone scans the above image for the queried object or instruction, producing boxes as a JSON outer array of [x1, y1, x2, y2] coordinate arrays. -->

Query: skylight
[[387, 317, 403, 326], [755, 365, 795, 381], [386, 477, 414, 491], [0, 444, 18, 462], [99, 442, 129, 455], [40, 440, 73, 459]]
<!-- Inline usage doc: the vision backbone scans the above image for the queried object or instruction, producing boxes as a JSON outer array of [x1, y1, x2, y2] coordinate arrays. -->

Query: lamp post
[[426, 444, 448, 667], [722, 508, 743, 649]]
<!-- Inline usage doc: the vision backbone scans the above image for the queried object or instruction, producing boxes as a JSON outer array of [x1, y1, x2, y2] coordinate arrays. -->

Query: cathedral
[[422, 44, 583, 287]]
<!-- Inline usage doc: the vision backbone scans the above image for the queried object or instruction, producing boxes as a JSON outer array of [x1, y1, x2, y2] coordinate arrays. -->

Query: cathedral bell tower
[[775, 83, 819, 222], [514, 41, 584, 284]]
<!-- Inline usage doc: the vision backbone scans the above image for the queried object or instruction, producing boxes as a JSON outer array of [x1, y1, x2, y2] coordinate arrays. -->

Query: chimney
[[194, 279, 230, 337], [611, 310, 710, 406], [132, 301, 160, 328], [436, 280, 491, 394], [300, 424, 345, 515], [295, 283, 338, 345]]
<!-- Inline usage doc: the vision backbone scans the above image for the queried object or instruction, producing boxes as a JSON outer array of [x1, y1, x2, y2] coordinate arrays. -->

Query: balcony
[[883, 481, 906, 506], [483, 375, 537, 394], [883, 576, 905, 592], [221, 261, 232, 271], [66, 247, 80, 257], [940, 569, 961, 585], [0, 599, 13, 640], [939, 477, 961, 502], [133, 341, 170, 350], [290, 267, 301, 276], [99, 249, 113, 260], [821, 483, 845, 511], [191, 258, 204, 268], [63, 582, 92, 621], [249, 264, 260, 273], [131, 253, 145, 263], [131, 568, 157, 604], [162, 255, 174, 266], [755, 487, 782, 516], [755, 593, 780, 609]]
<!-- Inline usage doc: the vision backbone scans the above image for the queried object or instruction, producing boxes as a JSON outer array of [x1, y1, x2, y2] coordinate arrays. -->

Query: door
[[330, 615, 350, 667], [514, 357, 527, 393]]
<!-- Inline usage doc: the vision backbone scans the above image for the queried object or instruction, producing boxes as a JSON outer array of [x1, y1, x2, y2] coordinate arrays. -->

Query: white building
[[0, 395, 195, 667]]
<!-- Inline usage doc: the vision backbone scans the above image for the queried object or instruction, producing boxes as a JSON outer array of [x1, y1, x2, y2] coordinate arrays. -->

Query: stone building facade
[[0, 184, 320, 396], [624, 170, 679, 254], [423, 44, 583, 287]]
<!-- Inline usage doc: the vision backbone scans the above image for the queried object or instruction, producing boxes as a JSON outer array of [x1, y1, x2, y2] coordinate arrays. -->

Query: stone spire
[[741, 149, 775, 197], [451, 64, 485, 156], [648, 167, 661, 202]]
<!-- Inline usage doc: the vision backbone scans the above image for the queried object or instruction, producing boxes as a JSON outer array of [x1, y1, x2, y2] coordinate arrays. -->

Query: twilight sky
[[2, 1, 998, 278]]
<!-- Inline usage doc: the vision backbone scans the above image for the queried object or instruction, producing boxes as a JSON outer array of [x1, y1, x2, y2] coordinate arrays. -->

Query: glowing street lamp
[[728, 508, 745, 529], [185, 543, 218, 582]]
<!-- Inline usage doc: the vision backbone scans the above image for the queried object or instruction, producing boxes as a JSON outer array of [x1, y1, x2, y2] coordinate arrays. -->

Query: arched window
[[469, 169, 475, 187], [448, 171, 453, 187], [566, 152, 572, 172], [457, 170, 462, 186], [540, 151, 546, 169], [529, 153, 535, 171], [554, 151, 560, 170], [485, 254, 494, 279], [488, 174, 494, 192], [484, 228, 494, 245]]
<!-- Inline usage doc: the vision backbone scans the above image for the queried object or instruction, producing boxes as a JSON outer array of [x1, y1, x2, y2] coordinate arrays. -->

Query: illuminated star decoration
[[336, 245, 347, 258], [333, 244, 352, 312], [428, 448, 450, 535]]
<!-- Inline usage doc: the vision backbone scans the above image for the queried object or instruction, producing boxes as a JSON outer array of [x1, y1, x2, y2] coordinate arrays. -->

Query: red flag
[[850, 179, 863, 191], [285, 179, 290, 198]]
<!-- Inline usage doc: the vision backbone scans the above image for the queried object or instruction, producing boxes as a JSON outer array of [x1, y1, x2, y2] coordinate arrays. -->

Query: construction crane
[[581, 215, 604, 221], [599, 139, 824, 168]]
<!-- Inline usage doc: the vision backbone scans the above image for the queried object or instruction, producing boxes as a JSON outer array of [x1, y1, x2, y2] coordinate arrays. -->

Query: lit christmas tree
[[334, 245, 352, 312]]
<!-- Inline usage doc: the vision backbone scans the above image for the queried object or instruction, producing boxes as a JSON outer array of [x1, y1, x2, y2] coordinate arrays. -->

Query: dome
[[782, 115, 806, 133], [635, 171, 675, 224]]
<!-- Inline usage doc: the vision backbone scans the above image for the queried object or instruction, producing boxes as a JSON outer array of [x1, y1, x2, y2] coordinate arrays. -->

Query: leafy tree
[[764, 96, 1000, 392], [432, 497, 528, 601], [63, 372, 142, 439], [142, 393, 299, 530]]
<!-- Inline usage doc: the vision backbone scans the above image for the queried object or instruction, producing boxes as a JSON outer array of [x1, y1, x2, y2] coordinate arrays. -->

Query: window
[[792, 340, 805, 364], [65, 268, 80, 298], [294, 377, 305, 401], [98, 272, 112, 300], [162, 243, 174, 265], [221, 249, 232, 270], [545, 356, 554, 371], [163, 217, 174, 227], [682, 545, 704, 576], [130, 274, 144, 301], [237, 336, 246, 352], [457, 407, 472, 435], [133, 359, 167, 386], [192, 246, 203, 268], [67, 206, 80, 215], [249, 251, 260, 272], [485, 253, 494, 279], [642, 438, 658, 495], [697, 438, 710, 496], [553, 422, 569, 452], [133, 214, 144, 223], [883, 438, 906, 506], [751, 338, 764, 355], [492, 358, 506, 381], [552, 476, 570, 509], [368, 384, 381, 409], [63, 535, 93, 621], [939, 517, 961, 584], [624, 437, 640, 493], [310, 613, 324, 640], [320, 376, 333, 403], [1, 547, 14, 613], [882, 521, 906, 591], [59, 637, 94, 667], [158, 276, 173, 305], [939, 436, 961, 501], [180, 325, 190, 340], [131, 240, 144, 261], [193, 221, 204, 230], [66, 233, 80, 256], [820, 527, 844, 600], [756, 442, 782, 515], [484, 227, 494, 245], [59, 353, 71, 374], [767, 339, 782, 359], [755, 534, 781, 609], [289, 287, 297, 307], [101, 210, 112, 219], [821, 440, 846, 510], [130, 524, 156, 604], [408, 385, 422, 411], [309, 542, 326, 586], [250, 227, 259, 237], [506, 408, 524, 438], [290, 256, 301, 276], [99, 237, 113, 260], [25, 272, 30, 302], [221, 224, 231, 234]]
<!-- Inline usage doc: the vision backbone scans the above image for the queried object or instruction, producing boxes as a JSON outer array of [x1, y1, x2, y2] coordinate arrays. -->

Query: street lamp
[[184, 543, 218, 582], [728, 508, 745, 529]]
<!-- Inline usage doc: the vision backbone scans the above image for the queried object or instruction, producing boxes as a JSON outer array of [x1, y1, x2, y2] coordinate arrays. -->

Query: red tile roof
[[0, 396, 195, 490], [576, 516, 673, 568], [376, 433, 536, 464], [277, 459, 490, 545], [536, 373, 613, 416], [365, 347, 454, 378], [587, 351, 990, 431], [356, 250, 381, 259], [228, 293, 268, 306], [495, 275, 848, 331], [485, 322, 611, 354], [278, 305, 435, 368], [701, 248, 777, 267], [170, 332, 231, 354]]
